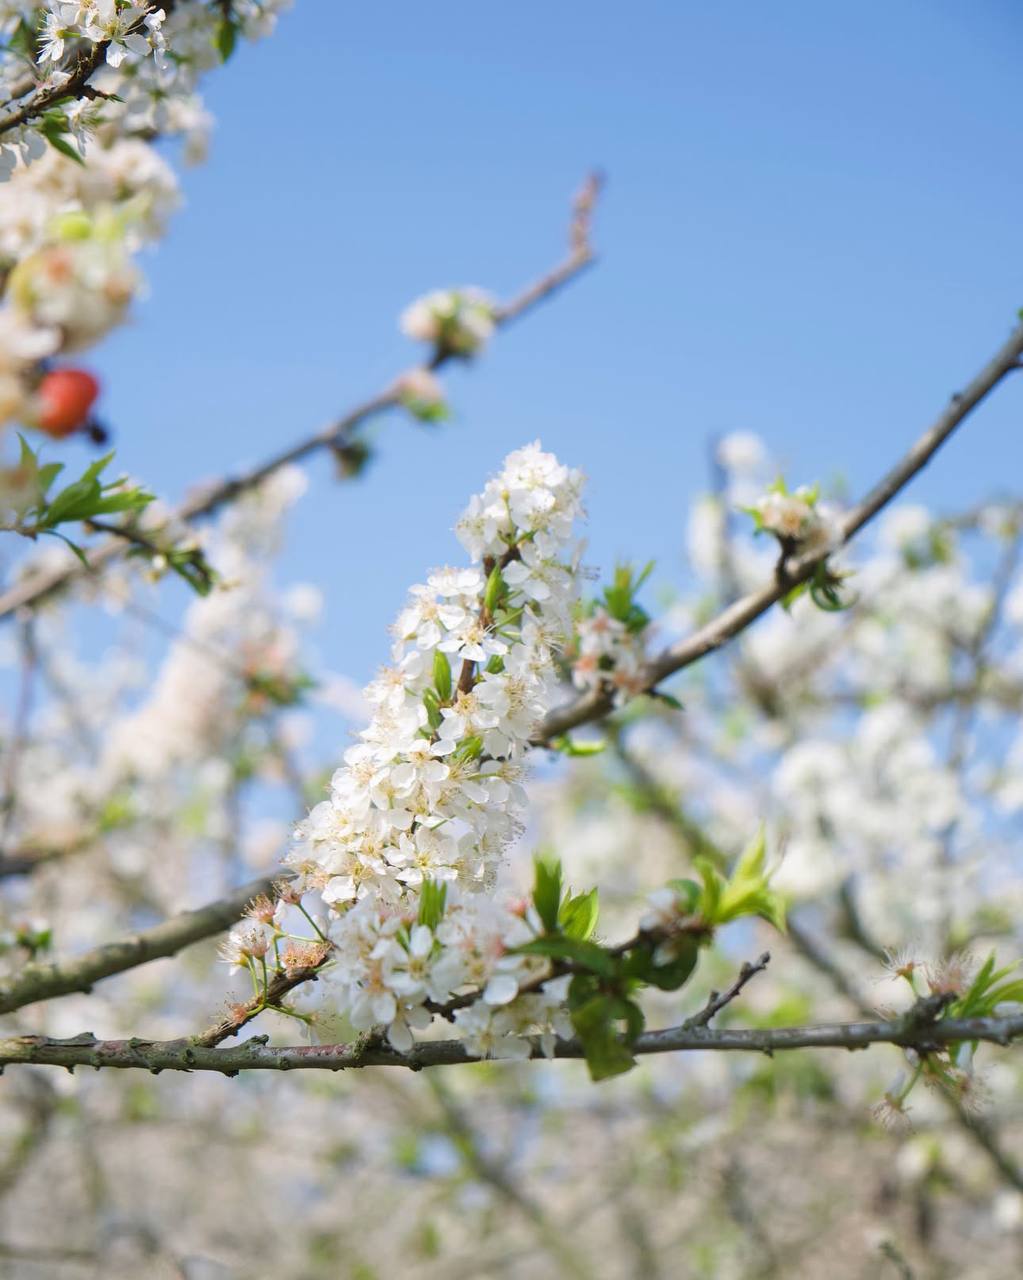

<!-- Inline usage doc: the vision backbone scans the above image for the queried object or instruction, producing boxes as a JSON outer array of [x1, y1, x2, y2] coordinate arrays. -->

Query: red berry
[[36, 368, 100, 438]]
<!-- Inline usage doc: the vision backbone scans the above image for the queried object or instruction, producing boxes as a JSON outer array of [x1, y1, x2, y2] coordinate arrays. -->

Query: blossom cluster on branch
[[0, 1, 289, 443], [269, 443, 589, 1056]]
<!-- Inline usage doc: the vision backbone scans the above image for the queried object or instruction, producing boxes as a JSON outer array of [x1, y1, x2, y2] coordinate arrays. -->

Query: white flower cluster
[[0, 1, 288, 432], [322, 889, 574, 1055], [400, 287, 497, 355], [0, 139, 178, 264], [39, 1, 168, 72], [571, 606, 650, 705], [752, 484, 841, 553], [279, 442, 586, 1054], [8, 219, 141, 351], [1, 2, 290, 177]]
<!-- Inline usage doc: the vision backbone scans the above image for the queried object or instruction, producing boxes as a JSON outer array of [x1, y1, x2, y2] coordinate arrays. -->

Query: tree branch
[[0, 174, 600, 620], [0, 872, 283, 1015], [538, 318, 1023, 741], [683, 952, 771, 1028], [0, 3, 178, 138], [1, 1009, 1020, 1074]]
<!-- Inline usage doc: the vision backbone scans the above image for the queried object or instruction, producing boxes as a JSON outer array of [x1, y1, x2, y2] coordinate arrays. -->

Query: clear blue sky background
[[75, 0, 1023, 687]]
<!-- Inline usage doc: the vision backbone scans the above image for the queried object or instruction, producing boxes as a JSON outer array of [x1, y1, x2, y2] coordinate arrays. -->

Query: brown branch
[[538, 317, 1023, 741], [2, 1009, 1020, 1075], [0, 872, 286, 1015], [0, 174, 601, 621]]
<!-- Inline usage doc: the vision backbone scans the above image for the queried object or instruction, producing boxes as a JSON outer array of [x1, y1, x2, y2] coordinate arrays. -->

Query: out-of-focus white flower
[[717, 431, 766, 473], [400, 287, 497, 355]]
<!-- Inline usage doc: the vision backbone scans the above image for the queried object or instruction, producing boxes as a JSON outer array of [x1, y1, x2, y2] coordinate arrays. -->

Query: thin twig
[[683, 952, 771, 1028]]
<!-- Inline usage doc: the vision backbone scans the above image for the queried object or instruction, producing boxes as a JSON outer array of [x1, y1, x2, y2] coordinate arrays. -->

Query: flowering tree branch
[[538, 317, 1023, 741], [0, 4, 178, 136], [0, 871, 282, 1015], [4, 314, 1019, 1040], [2, 1007, 1021, 1075], [788, 904, 1023, 1193], [0, 174, 601, 621]]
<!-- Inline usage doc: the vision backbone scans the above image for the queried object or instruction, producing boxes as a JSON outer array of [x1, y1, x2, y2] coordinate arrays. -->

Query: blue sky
[[74, 0, 1023, 687]]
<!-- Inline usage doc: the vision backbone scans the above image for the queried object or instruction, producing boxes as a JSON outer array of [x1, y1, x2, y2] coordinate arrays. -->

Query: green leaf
[[39, 452, 114, 527], [16, 432, 37, 472], [417, 880, 447, 931], [88, 489, 155, 516], [625, 936, 700, 991], [694, 857, 723, 924], [36, 462, 65, 498], [700, 827, 787, 932], [484, 563, 505, 613], [559, 888, 599, 940], [648, 689, 684, 711], [514, 935, 614, 977], [634, 560, 655, 591], [422, 688, 442, 732], [166, 549, 218, 597], [550, 734, 607, 757], [570, 994, 642, 1081], [451, 735, 482, 763], [39, 528, 89, 566], [532, 855, 563, 933], [41, 125, 85, 166], [215, 16, 238, 61], [432, 650, 452, 703], [665, 878, 703, 914]]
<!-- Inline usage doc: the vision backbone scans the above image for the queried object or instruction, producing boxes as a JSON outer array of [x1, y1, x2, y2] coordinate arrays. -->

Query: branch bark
[[0, 872, 282, 1015], [1, 1010, 1020, 1074]]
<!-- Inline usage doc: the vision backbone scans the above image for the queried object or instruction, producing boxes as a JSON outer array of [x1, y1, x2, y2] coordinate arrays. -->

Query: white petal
[[483, 974, 519, 1006]]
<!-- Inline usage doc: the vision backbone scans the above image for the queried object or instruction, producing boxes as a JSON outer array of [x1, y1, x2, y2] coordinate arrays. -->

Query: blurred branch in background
[[0, 173, 602, 621]]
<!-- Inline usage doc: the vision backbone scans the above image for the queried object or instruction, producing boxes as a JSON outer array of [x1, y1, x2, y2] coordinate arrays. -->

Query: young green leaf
[[514, 935, 614, 977], [570, 994, 643, 1082], [559, 887, 599, 940], [532, 855, 563, 934], [432, 650, 452, 703]]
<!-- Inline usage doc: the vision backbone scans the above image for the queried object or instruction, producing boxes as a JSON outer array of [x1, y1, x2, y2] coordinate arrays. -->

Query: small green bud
[[51, 210, 93, 241]]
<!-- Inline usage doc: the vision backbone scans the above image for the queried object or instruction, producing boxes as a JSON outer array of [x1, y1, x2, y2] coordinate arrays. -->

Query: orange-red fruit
[[36, 368, 100, 438]]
